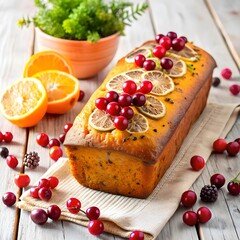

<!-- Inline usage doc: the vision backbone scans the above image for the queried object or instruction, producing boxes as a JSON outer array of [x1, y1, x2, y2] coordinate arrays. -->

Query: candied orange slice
[[0, 78, 47, 127], [23, 51, 74, 77], [33, 70, 80, 114]]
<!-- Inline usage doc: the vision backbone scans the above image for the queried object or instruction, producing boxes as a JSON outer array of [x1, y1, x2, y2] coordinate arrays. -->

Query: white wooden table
[[0, 0, 239, 239]]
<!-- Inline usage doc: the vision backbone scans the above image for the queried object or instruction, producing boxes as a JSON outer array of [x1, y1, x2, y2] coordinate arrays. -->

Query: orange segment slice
[[0, 78, 47, 128], [33, 70, 80, 114], [23, 51, 74, 77]]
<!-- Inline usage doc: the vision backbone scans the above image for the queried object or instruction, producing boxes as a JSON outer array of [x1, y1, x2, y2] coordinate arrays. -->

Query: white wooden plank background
[[0, 0, 239, 239]]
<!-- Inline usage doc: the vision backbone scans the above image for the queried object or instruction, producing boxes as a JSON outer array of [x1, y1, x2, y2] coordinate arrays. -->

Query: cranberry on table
[[123, 80, 137, 95], [180, 190, 197, 208], [0, 131, 3, 142], [212, 77, 221, 87], [210, 173, 225, 189], [159, 36, 172, 50], [30, 186, 40, 199], [38, 187, 52, 201], [86, 206, 100, 220], [160, 57, 173, 70], [155, 33, 165, 43], [3, 132, 13, 143], [6, 155, 18, 169], [197, 207, 212, 223], [14, 173, 30, 188], [106, 102, 121, 116], [118, 93, 132, 107], [120, 106, 134, 120], [139, 80, 153, 94], [227, 182, 240, 196], [95, 97, 108, 111], [226, 141, 240, 156], [59, 133, 66, 144], [190, 155, 205, 171], [78, 90, 85, 101], [106, 90, 119, 102], [48, 138, 61, 148], [30, 208, 48, 225], [132, 92, 146, 106], [88, 219, 104, 235], [166, 31, 177, 40], [114, 116, 129, 131], [152, 45, 167, 59], [47, 205, 61, 220], [66, 198, 81, 214], [36, 133, 49, 147], [49, 146, 63, 161], [229, 84, 240, 96], [134, 54, 146, 67], [129, 230, 145, 240], [212, 138, 227, 153], [48, 176, 59, 189], [38, 178, 50, 189], [221, 68, 232, 79], [182, 211, 198, 226], [171, 37, 185, 51], [0, 146, 9, 158], [63, 123, 73, 133], [2, 192, 16, 207], [143, 59, 156, 71]]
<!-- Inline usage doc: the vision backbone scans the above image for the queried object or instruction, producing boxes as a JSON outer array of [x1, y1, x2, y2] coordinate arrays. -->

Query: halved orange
[[23, 51, 74, 77], [0, 78, 48, 128], [33, 70, 80, 114]]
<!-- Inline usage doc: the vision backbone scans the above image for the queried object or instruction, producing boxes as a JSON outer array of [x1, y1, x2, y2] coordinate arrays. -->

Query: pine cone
[[200, 185, 218, 202], [24, 151, 40, 169]]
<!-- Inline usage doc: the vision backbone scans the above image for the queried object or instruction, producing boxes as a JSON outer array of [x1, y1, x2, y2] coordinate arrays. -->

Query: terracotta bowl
[[35, 28, 119, 79]]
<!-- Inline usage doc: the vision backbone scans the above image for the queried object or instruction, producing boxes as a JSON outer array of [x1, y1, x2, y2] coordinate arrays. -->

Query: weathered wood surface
[[0, 0, 239, 239]]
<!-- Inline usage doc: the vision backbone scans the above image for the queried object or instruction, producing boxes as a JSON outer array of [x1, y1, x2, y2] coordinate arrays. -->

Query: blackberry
[[23, 151, 40, 169], [212, 77, 220, 87], [200, 185, 218, 202], [0, 147, 9, 158]]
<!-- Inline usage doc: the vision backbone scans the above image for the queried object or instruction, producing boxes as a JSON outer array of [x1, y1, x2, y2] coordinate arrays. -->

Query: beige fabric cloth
[[17, 103, 239, 240]]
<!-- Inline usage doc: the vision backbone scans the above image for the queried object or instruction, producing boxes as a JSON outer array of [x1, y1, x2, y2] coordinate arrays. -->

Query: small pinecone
[[200, 185, 218, 202], [24, 151, 40, 169]]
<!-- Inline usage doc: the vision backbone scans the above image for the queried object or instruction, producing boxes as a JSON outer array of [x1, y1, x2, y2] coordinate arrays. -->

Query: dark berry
[[197, 207, 212, 223], [227, 182, 240, 196], [106, 91, 119, 102], [3, 132, 13, 143], [88, 220, 104, 235], [118, 93, 132, 107], [86, 206, 100, 220], [167, 31, 177, 40], [59, 133, 66, 144], [2, 192, 16, 207], [143, 59, 156, 71], [132, 92, 146, 106], [160, 57, 173, 70], [210, 173, 225, 189], [171, 38, 185, 51], [47, 205, 61, 220], [78, 90, 85, 101], [190, 155, 205, 171], [200, 185, 218, 202], [179, 36, 188, 43], [212, 77, 221, 87], [30, 208, 48, 225], [49, 138, 61, 148], [182, 211, 198, 226], [180, 190, 197, 208], [221, 68, 232, 79], [235, 138, 240, 145], [129, 230, 145, 240], [212, 138, 227, 153], [226, 141, 239, 156], [0, 147, 9, 158]]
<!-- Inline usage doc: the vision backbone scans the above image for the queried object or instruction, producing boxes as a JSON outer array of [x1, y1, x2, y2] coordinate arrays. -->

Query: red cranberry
[[66, 198, 81, 214], [180, 190, 197, 208], [129, 230, 145, 240], [30, 186, 40, 199], [14, 174, 30, 188], [229, 84, 240, 96], [132, 92, 146, 106], [171, 37, 185, 51], [48, 138, 61, 148], [114, 116, 129, 131], [48, 176, 59, 189], [88, 220, 104, 235], [47, 205, 61, 220], [143, 59, 156, 71], [118, 93, 132, 107], [152, 45, 166, 59], [182, 211, 198, 226], [160, 57, 173, 70], [221, 68, 232, 79], [155, 33, 165, 43], [78, 90, 85, 101], [134, 54, 146, 67], [38, 187, 52, 201], [120, 106, 134, 120], [86, 206, 100, 220], [235, 138, 240, 145], [106, 91, 119, 102], [197, 207, 212, 223], [38, 178, 50, 189], [36, 133, 49, 147], [106, 102, 121, 116], [167, 31, 177, 40], [179, 36, 188, 43], [2, 192, 16, 207], [95, 97, 108, 110], [3, 132, 13, 143], [63, 123, 73, 133], [49, 146, 63, 161], [0, 131, 3, 142], [190, 155, 205, 171], [226, 141, 240, 156], [227, 182, 240, 196], [59, 133, 66, 144], [210, 173, 225, 189], [6, 155, 18, 169], [212, 138, 227, 153], [159, 36, 172, 50], [30, 208, 48, 225], [139, 80, 153, 94], [122, 80, 137, 95]]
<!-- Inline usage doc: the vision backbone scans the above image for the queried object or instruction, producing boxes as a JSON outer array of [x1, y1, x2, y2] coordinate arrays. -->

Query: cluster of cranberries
[[95, 80, 153, 131], [36, 123, 73, 161], [135, 31, 187, 71]]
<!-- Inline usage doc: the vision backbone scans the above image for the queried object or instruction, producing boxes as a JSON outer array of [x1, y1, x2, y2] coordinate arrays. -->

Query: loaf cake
[[64, 37, 216, 198]]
